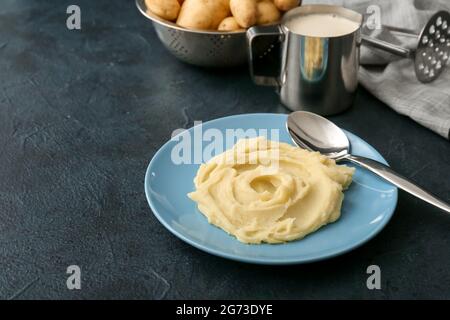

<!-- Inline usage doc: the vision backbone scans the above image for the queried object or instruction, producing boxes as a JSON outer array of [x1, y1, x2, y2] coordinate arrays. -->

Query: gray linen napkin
[[303, 0, 450, 139]]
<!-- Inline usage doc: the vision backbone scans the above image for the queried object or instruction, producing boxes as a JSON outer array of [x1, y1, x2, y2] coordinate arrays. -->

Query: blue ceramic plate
[[145, 113, 397, 265]]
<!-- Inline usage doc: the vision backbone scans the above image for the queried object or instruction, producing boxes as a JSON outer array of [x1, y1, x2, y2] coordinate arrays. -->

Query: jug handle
[[247, 24, 285, 86]]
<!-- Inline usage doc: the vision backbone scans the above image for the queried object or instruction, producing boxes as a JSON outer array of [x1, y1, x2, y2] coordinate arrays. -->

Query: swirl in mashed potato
[[188, 137, 354, 244]]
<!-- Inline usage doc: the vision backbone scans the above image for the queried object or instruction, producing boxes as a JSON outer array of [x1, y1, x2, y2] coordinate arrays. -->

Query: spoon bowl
[[287, 111, 350, 160]]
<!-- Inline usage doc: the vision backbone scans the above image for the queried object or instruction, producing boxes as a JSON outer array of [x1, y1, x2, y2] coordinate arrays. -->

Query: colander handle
[[247, 25, 285, 86]]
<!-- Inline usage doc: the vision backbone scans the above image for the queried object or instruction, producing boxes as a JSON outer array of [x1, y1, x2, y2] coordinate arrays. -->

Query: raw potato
[[256, 0, 281, 25], [230, 0, 257, 28], [218, 17, 242, 31], [145, 0, 180, 21], [177, 0, 230, 30], [273, 0, 301, 12], [146, 0, 295, 32]]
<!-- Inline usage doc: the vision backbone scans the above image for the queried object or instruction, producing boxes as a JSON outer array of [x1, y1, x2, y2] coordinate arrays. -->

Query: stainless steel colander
[[136, 0, 248, 67]]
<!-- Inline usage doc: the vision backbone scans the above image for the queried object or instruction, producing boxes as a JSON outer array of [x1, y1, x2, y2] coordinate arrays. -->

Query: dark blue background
[[0, 0, 449, 299]]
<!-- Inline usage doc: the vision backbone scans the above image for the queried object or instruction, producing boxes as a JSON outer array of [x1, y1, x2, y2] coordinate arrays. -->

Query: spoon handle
[[345, 155, 450, 214]]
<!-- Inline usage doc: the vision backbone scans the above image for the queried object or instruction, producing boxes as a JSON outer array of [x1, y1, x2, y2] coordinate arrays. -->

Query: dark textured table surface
[[1, 0, 449, 300]]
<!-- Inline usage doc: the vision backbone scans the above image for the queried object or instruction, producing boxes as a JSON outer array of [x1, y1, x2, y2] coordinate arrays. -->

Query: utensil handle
[[361, 35, 412, 58], [247, 24, 285, 86], [382, 25, 419, 37], [346, 155, 450, 214]]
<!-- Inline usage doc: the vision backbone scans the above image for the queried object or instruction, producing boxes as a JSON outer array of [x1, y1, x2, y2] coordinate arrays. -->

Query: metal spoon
[[287, 111, 450, 214]]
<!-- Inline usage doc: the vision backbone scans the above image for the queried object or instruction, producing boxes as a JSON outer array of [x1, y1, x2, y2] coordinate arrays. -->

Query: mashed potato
[[188, 137, 354, 244]]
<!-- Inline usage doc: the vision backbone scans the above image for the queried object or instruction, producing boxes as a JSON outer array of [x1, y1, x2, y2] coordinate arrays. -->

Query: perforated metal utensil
[[362, 11, 450, 83]]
